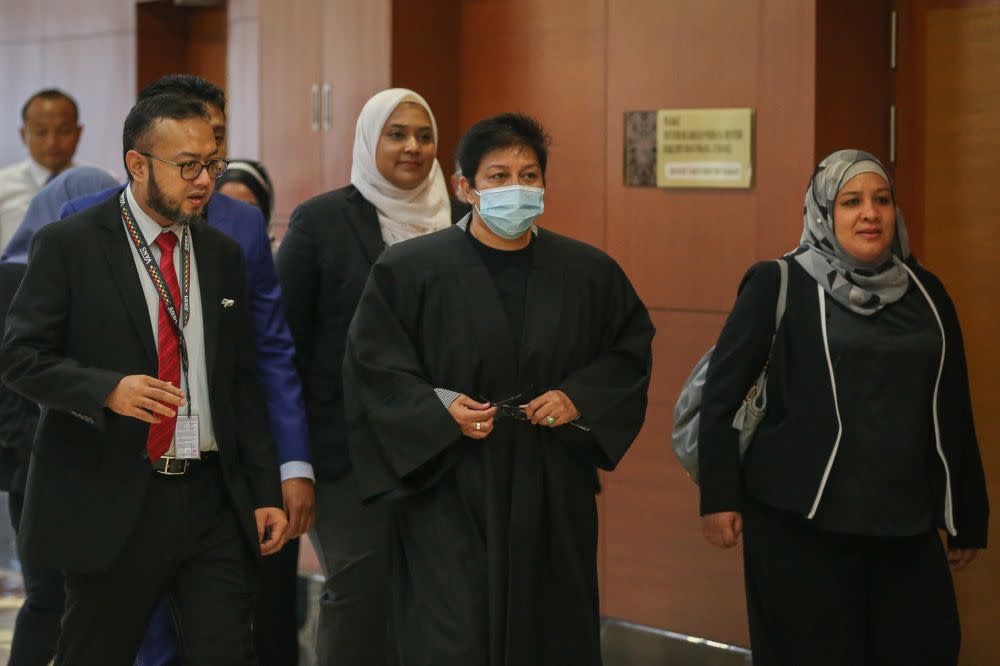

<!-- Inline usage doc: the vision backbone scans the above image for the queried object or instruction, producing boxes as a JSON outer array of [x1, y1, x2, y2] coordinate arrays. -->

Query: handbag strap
[[763, 258, 788, 362], [774, 258, 788, 328]]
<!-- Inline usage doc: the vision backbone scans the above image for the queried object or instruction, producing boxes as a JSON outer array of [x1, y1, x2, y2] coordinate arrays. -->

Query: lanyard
[[119, 191, 193, 415]]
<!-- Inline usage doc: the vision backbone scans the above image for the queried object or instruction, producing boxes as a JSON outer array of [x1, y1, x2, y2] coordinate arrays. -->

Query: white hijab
[[350, 88, 451, 245]]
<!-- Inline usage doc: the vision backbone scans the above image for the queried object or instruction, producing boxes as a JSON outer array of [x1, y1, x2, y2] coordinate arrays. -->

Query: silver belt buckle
[[156, 456, 190, 476]]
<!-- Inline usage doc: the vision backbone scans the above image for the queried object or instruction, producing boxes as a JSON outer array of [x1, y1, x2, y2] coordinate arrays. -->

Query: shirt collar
[[125, 183, 183, 246], [26, 159, 54, 189]]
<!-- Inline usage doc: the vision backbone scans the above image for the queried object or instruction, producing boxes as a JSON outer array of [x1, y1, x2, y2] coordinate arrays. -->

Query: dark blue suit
[[61, 187, 310, 665]]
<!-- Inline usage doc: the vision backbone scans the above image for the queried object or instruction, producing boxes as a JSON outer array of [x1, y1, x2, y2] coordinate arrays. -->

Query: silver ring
[[475, 421, 481, 431], [546, 416, 556, 426]]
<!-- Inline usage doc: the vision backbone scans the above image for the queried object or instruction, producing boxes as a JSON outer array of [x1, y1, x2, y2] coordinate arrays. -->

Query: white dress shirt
[[0, 159, 51, 252], [124, 185, 217, 454]]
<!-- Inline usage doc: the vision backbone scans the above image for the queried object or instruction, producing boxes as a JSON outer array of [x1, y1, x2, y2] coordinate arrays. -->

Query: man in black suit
[[0, 93, 287, 665]]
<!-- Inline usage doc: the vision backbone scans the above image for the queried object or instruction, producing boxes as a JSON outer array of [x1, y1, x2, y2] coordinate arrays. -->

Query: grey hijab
[[792, 149, 911, 316]]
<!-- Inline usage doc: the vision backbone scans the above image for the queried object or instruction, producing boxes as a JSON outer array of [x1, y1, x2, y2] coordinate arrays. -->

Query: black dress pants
[[309, 472, 391, 666], [56, 454, 257, 666], [742, 497, 960, 666], [8, 490, 65, 666], [254, 535, 302, 665]]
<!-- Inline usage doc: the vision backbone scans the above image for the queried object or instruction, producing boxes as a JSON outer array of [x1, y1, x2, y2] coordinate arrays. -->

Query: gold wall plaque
[[656, 108, 754, 188]]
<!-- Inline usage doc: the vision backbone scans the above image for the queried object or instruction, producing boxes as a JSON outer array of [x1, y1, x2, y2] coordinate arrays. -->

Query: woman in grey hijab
[[697, 149, 987, 665]]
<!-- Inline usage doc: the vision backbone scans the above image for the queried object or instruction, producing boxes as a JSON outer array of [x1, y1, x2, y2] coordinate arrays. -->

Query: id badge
[[174, 415, 201, 459]]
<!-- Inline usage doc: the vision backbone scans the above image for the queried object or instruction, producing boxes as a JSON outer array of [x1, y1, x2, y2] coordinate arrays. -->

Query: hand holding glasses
[[476, 388, 590, 431]]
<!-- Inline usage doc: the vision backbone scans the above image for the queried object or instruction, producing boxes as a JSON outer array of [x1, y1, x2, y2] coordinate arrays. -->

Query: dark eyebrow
[[385, 123, 432, 131], [175, 150, 219, 160], [838, 187, 891, 197]]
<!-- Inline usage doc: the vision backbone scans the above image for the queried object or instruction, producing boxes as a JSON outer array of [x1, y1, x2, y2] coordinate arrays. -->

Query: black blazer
[[0, 262, 37, 494], [699, 259, 988, 549], [276, 185, 467, 482], [0, 195, 282, 573]]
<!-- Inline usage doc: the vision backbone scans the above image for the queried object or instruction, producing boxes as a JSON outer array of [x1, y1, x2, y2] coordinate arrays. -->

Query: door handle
[[322, 83, 331, 132], [311, 83, 320, 133]]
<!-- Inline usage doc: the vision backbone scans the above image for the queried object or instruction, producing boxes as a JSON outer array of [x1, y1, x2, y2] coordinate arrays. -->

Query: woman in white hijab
[[276, 88, 467, 666]]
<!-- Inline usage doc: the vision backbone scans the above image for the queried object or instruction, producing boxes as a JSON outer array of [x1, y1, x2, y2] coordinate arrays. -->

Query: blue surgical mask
[[473, 185, 545, 239]]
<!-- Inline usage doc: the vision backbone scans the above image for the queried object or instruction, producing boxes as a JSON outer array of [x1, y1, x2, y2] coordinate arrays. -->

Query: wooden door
[[259, 0, 325, 221], [894, 3, 1000, 664], [321, 0, 391, 190]]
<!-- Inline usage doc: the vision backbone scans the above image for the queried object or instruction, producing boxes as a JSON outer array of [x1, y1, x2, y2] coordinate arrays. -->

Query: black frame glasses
[[141, 153, 229, 181]]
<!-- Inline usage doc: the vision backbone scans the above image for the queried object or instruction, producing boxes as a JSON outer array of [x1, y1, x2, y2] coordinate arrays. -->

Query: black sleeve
[[698, 261, 782, 515], [0, 227, 123, 428], [933, 281, 989, 549], [231, 247, 282, 509], [0, 263, 38, 453], [275, 204, 322, 376], [343, 254, 463, 501], [556, 260, 655, 470]]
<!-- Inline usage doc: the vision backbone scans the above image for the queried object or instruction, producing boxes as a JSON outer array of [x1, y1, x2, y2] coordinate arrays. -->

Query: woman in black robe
[[344, 113, 655, 665]]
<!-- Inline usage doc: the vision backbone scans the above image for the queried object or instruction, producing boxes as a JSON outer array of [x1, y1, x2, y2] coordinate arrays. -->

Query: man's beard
[[147, 167, 209, 227]]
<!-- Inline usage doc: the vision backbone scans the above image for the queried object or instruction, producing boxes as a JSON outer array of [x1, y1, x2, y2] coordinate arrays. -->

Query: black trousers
[[254, 535, 302, 665], [8, 490, 65, 666], [56, 454, 258, 666], [310, 472, 392, 666], [742, 497, 960, 666]]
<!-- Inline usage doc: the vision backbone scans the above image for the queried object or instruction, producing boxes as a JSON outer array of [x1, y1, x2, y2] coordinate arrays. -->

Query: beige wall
[[0, 0, 136, 177]]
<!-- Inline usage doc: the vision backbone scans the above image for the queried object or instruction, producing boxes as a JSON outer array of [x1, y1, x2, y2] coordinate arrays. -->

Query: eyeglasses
[[475, 387, 592, 432], [473, 391, 527, 422], [141, 153, 229, 181]]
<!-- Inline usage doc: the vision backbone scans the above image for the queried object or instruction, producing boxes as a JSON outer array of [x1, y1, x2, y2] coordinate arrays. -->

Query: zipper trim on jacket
[[807, 284, 844, 519], [903, 264, 956, 536]]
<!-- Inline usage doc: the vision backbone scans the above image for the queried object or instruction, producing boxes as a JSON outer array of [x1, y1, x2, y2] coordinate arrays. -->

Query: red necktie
[[146, 231, 181, 461]]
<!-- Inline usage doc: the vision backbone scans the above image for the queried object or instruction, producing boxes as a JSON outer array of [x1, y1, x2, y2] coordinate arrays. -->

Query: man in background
[[0, 89, 82, 250]]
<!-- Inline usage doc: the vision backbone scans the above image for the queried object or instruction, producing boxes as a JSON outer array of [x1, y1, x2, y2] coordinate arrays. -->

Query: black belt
[[151, 452, 217, 476]]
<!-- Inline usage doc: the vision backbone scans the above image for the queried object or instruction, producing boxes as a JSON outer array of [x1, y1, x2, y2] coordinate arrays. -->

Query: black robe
[[344, 221, 654, 666]]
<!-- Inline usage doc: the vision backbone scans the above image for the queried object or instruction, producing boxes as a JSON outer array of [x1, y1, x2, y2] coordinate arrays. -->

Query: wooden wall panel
[[605, 0, 762, 312], [893, 0, 929, 256], [259, 0, 324, 218], [136, 1, 187, 92], [813, 0, 892, 163], [754, 0, 818, 261], [923, 7, 1000, 665], [185, 7, 228, 93], [136, 2, 227, 96], [392, 0, 462, 182], [603, 0, 817, 646], [459, 0, 607, 249], [322, 0, 392, 189], [602, 308, 749, 643]]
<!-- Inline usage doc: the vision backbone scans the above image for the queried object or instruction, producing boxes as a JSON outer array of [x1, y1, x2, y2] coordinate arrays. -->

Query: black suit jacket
[[276, 185, 467, 482], [0, 195, 282, 573], [0, 262, 37, 493]]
